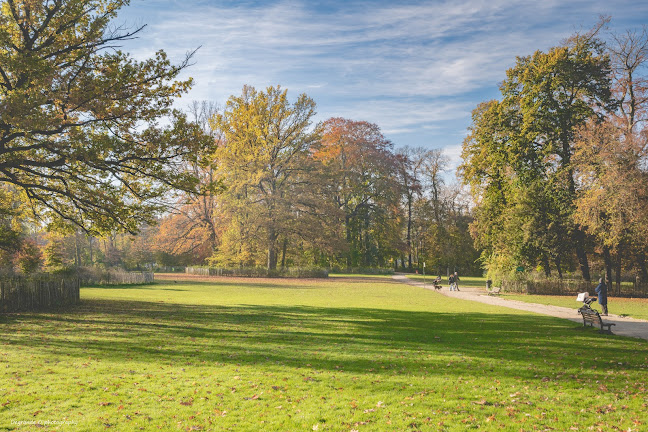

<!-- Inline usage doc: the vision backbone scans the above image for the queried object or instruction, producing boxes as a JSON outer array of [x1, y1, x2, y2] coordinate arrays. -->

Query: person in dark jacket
[[595, 277, 608, 316]]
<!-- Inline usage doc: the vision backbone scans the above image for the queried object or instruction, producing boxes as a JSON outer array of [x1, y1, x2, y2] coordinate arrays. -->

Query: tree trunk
[[88, 236, 94, 265], [603, 246, 613, 288], [363, 213, 371, 267], [573, 229, 591, 281], [280, 238, 288, 270], [74, 234, 81, 267], [542, 255, 551, 277], [345, 215, 352, 269], [267, 229, 278, 271], [554, 256, 563, 279], [407, 196, 413, 271], [615, 253, 622, 296], [637, 252, 648, 281]]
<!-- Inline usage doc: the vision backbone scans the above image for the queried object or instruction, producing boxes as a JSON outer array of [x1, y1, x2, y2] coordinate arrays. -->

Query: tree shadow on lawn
[[1, 298, 645, 383], [83, 284, 191, 291], [85, 280, 325, 290]]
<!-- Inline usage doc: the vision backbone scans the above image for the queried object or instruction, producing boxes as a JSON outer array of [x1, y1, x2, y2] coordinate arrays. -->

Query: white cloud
[[118, 0, 648, 161]]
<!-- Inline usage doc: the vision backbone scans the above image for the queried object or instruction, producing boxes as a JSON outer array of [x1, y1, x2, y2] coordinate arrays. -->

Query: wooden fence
[[75, 269, 154, 286], [0, 277, 80, 313], [90, 270, 154, 285], [185, 266, 328, 278]]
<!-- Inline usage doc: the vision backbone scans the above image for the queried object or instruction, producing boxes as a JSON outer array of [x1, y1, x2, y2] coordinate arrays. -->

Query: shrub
[[185, 266, 329, 278], [327, 267, 395, 275]]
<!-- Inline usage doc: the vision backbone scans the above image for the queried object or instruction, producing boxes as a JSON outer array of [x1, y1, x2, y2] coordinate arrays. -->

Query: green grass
[[500, 293, 648, 321], [1, 276, 647, 431]]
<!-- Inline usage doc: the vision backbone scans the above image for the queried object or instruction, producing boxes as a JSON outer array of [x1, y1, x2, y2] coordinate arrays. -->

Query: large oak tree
[[461, 30, 614, 281], [211, 85, 337, 270], [0, 0, 206, 234]]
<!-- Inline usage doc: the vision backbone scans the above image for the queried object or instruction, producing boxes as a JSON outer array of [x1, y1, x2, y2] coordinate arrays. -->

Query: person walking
[[448, 273, 455, 291], [453, 272, 460, 291], [595, 277, 608, 316]]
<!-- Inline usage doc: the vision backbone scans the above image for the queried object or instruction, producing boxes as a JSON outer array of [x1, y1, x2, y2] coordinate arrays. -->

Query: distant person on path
[[433, 276, 442, 290], [595, 277, 608, 316], [453, 272, 460, 291], [448, 273, 455, 291]]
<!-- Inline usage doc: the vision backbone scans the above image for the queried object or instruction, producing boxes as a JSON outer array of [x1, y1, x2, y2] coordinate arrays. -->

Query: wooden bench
[[578, 308, 615, 334], [487, 286, 501, 296]]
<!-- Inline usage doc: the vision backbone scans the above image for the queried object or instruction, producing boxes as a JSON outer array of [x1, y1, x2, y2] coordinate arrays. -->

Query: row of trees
[[7, 2, 645, 284], [1, 0, 478, 275], [152, 88, 479, 273], [461, 20, 648, 288], [2, 87, 480, 274]]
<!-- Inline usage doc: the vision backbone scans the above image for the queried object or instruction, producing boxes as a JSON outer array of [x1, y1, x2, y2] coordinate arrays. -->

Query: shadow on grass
[[1, 298, 645, 382]]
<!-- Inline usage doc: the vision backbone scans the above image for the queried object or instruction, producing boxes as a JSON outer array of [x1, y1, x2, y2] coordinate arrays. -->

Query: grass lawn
[[1, 275, 647, 431], [499, 293, 648, 321]]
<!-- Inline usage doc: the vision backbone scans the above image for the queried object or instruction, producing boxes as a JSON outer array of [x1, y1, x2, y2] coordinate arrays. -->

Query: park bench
[[487, 286, 501, 296], [578, 308, 615, 334]]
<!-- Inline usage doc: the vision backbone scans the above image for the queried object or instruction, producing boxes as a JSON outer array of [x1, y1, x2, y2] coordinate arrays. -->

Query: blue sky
[[117, 0, 648, 174]]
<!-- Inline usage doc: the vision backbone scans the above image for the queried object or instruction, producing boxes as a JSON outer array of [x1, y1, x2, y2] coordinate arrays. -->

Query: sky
[[117, 0, 648, 175]]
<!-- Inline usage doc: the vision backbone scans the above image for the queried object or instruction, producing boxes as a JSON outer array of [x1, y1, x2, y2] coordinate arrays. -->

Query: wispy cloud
[[119, 0, 648, 171]]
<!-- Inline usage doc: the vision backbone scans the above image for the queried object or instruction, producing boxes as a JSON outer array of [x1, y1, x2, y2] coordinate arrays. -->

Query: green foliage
[[211, 85, 339, 270], [13, 238, 42, 273], [0, 0, 209, 234], [0, 185, 25, 254], [461, 33, 614, 280], [318, 118, 402, 267]]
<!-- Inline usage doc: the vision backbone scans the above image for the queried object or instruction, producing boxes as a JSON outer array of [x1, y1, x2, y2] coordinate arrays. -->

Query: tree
[[607, 26, 648, 135], [0, 184, 24, 253], [461, 30, 614, 280], [317, 118, 401, 267], [211, 85, 331, 270], [570, 26, 648, 290], [155, 101, 225, 264], [13, 238, 41, 273], [0, 0, 207, 234], [573, 120, 648, 290], [395, 147, 427, 270]]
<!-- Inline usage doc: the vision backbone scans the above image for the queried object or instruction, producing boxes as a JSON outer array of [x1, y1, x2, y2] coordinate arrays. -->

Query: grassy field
[[1, 275, 647, 431], [499, 293, 648, 321]]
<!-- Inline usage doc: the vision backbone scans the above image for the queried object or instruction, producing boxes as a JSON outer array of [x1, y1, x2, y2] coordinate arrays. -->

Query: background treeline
[[460, 20, 648, 290], [5, 2, 646, 284], [1, 88, 480, 276]]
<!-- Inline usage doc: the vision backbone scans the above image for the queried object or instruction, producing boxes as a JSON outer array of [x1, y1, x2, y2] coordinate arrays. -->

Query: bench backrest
[[580, 309, 602, 323]]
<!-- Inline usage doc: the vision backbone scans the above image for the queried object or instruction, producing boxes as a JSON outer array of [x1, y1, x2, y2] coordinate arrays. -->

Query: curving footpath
[[392, 274, 648, 342]]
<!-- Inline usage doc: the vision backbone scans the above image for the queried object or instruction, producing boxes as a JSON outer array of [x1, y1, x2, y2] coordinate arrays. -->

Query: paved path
[[392, 274, 648, 341]]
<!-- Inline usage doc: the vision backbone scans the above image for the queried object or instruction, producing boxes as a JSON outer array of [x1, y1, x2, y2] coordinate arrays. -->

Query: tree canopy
[[461, 23, 648, 284], [210, 85, 338, 270], [0, 0, 207, 235]]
